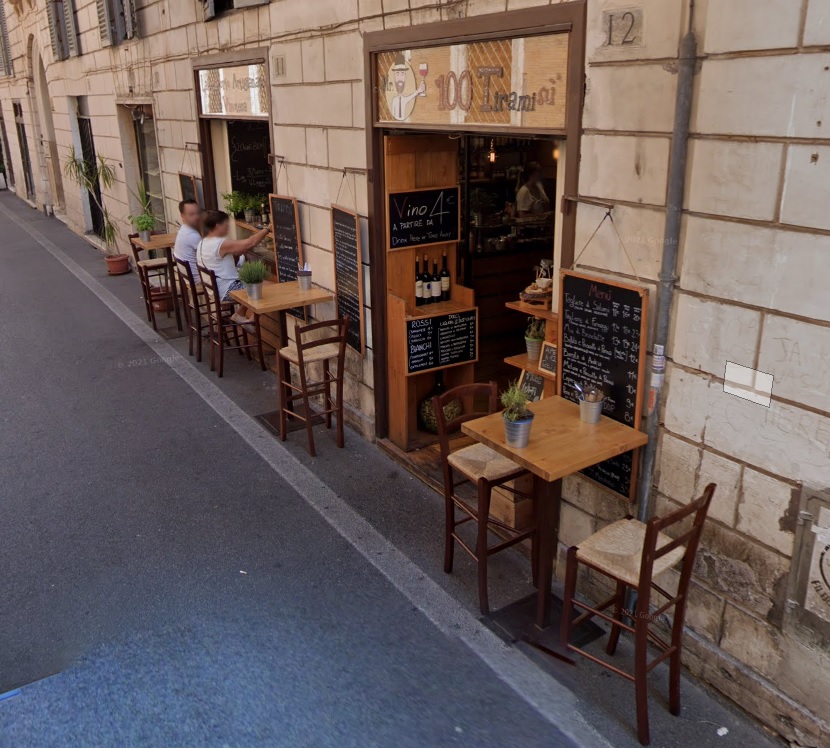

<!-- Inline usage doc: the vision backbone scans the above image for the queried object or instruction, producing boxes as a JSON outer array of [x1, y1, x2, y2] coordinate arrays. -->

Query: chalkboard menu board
[[332, 205, 364, 353], [179, 173, 196, 203], [388, 185, 460, 251], [178, 175, 206, 209], [270, 193, 305, 319], [406, 308, 477, 375], [557, 271, 649, 499], [519, 371, 544, 402], [228, 120, 272, 196]]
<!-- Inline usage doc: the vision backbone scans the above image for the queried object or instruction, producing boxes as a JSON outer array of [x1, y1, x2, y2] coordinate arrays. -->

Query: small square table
[[461, 396, 648, 629], [229, 280, 334, 406], [132, 232, 182, 331]]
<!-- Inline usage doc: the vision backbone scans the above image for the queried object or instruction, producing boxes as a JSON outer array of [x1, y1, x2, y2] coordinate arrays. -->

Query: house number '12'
[[604, 9, 643, 46]]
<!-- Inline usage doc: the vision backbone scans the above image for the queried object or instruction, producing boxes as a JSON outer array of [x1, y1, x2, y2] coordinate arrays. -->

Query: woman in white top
[[197, 210, 271, 327]]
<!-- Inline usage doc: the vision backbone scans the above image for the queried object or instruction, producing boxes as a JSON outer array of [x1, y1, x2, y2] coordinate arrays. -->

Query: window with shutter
[[96, 0, 115, 46], [203, 0, 217, 21], [0, 0, 13, 76], [62, 0, 80, 57], [234, 0, 269, 7], [123, 0, 137, 39]]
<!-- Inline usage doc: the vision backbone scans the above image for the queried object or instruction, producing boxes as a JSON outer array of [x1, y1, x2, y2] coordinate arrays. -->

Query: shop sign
[[374, 33, 568, 131], [198, 63, 269, 118]]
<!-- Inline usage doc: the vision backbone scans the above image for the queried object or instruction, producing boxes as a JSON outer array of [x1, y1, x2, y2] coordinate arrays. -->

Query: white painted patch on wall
[[723, 361, 773, 407]]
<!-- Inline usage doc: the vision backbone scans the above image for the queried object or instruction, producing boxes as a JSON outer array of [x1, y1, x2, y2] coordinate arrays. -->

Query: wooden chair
[[277, 317, 348, 457], [197, 264, 260, 378], [433, 382, 536, 616], [128, 232, 176, 331], [560, 483, 717, 746], [175, 258, 208, 362]]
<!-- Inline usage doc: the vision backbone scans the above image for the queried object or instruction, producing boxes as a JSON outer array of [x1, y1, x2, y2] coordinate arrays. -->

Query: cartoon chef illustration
[[388, 52, 426, 122]]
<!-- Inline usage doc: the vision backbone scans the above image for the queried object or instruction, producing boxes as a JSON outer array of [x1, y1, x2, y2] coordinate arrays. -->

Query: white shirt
[[197, 236, 238, 300], [173, 225, 201, 281]]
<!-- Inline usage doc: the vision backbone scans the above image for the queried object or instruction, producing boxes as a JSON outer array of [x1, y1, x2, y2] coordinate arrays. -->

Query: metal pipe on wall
[[635, 4, 698, 523]]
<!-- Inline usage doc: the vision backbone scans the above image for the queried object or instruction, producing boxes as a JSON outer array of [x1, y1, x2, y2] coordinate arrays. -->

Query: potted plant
[[129, 212, 155, 243], [222, 190, 247, 220], [501, 380, 535, 449], [237, 259, 268, 300], [244, 194, 266, 224], [525, 316, 546, 362], [128, 180, 156, 242], [63, 148, 129, 274]]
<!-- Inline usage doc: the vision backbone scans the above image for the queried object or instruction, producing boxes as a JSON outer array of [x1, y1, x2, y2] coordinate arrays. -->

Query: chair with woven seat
[[560, 483, 716, 746], [175, 258, 209, 362], [433, 382, 537, 615], [128, 233, 176, 331], [277, 317, 348, 457], [197, 264, 261, 378]]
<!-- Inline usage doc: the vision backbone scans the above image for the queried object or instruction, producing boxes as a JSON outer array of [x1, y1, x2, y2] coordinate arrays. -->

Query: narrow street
[[0, 195, 779, 748]]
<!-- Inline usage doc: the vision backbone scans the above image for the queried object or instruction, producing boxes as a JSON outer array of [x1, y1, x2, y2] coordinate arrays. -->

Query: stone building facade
[[0, 0, 828, 743]]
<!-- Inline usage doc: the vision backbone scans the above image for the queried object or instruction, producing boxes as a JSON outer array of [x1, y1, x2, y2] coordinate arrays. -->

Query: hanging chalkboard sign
[[406, 308, 477, 375], [179, 174, 206, 209], [557, 271, 649, 500], [332, 205, 365, 353], [227, 120, 272, 196], [269, 193, 305, 320], [388, 185, 460, 251], [179, 173, 197, 204]]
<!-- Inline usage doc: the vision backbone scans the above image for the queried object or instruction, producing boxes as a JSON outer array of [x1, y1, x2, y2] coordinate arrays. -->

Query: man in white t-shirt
[[173, 199, 202, 279]]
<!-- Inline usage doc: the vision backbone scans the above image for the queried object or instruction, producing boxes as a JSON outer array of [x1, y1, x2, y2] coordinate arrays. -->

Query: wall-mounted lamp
[[552, 145, 560, 161], [488, 139, 497, 163]]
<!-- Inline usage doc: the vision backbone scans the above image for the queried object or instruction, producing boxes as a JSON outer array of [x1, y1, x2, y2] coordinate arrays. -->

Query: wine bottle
[[422, 254, 432, 303], [431, 259, 442, 302], [415, 256, 424, 306], [440, 251, 451, 301]]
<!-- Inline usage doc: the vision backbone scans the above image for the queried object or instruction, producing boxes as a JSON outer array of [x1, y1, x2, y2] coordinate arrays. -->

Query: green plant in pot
[[237, 259, 268, 300], [244, 194, 266, 224], [501, 380, 534, 449], [222, 190, 247, 219], [128, 180, 156, 242], [525, 316, 546, 363], [63, 148, 128, 274]]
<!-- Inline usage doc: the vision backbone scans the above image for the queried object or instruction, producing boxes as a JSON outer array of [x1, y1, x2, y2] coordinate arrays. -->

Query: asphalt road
[[0, 198, 579, 747]]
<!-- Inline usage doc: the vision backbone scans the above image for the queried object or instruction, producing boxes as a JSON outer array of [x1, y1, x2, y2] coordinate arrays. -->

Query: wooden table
[[133, 232, 182, 331], [229, 280, 334, 404], [462, 396, 648, 629]]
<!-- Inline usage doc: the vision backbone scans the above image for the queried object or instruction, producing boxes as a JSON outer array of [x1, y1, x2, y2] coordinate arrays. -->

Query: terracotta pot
[[152, 288, 173, 312], [105, 253, 130, 275]]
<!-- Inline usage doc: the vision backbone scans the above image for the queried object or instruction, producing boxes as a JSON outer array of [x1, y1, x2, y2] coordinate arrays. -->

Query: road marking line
[[0, 200, 607, 748]]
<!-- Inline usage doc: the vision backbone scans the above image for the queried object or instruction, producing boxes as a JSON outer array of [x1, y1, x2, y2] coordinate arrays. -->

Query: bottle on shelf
[[415, 256, 424, 306], [431, 259, 442, 303], [440, 251, 451, 302], [422, 254, 432, 304]]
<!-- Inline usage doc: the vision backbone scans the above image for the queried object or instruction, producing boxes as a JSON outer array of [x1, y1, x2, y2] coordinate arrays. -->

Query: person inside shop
[[197, 209, 271, 331], [173, 199, 203, 280], [516, 162, 551, 217]]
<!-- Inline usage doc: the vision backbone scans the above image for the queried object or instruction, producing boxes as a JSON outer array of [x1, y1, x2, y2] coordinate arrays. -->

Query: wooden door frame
[[364, 0, 587, 440]]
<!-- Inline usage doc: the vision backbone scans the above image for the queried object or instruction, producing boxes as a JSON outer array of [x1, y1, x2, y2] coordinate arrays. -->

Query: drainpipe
[[635, 6, 698, 523]]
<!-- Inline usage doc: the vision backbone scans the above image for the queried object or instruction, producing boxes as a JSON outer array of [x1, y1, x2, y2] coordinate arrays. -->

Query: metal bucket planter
[[138, 229, 152, 243], [245, 282, 263, 301], [503, 412, 534, 449], [525, 337, 543, 363], [244, 210, 255, 224]]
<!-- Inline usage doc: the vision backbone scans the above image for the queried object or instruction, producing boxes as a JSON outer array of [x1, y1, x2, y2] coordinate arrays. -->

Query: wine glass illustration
[[418, 62, 428, 96]]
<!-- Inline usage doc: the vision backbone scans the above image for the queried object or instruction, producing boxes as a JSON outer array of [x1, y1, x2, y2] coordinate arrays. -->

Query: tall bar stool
[[432, 382, 536, 615], [277, 317, 348, 457], [197, 264, 259, 378], [560, 483, 716, 746], [128, 233, 176, 331]]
